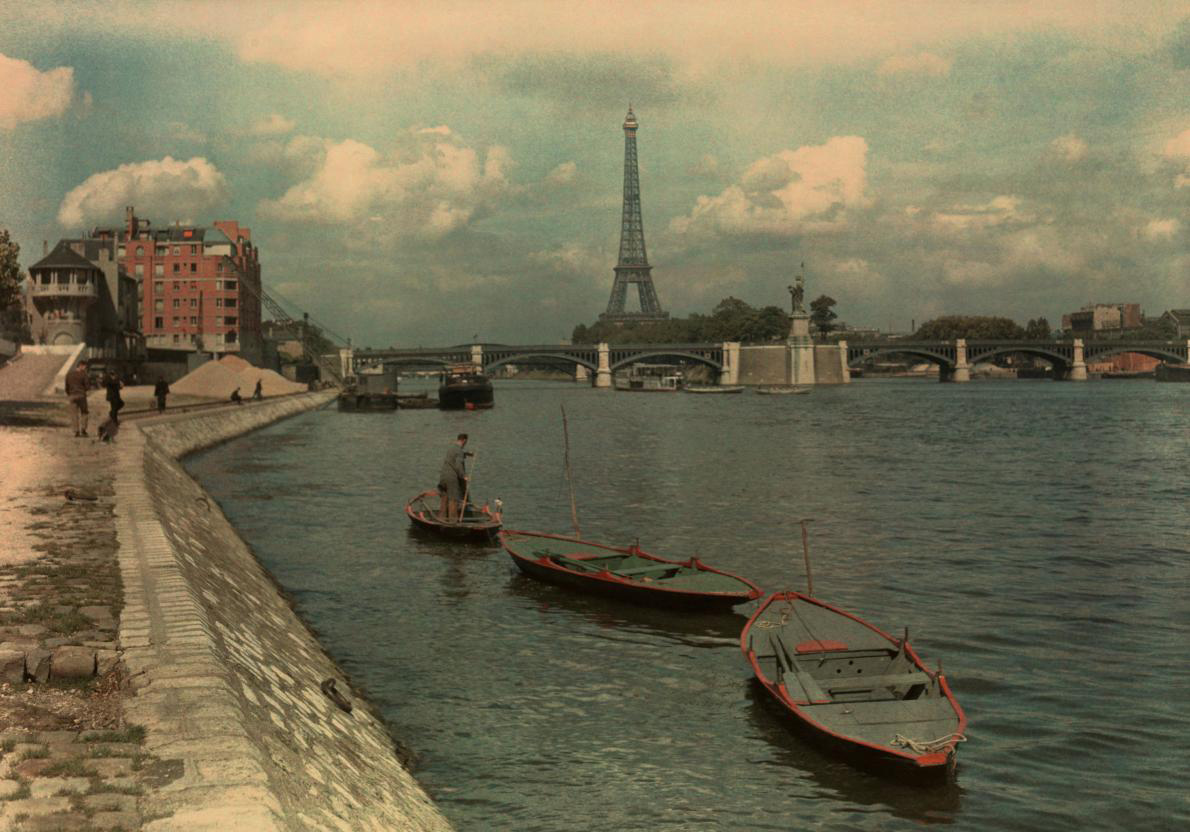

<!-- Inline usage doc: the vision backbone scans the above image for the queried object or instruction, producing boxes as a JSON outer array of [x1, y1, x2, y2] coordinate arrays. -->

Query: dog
[[97, 417, 120, 443]]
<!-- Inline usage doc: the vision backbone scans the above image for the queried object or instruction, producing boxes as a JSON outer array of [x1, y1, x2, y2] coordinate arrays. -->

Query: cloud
[[546, 161, 577, 186], [1161, 127, 1190, 187], [876, 51, 952, 77], [1141, 218, 1179, 239], [249, 113, 296, 136], [57, 156, 228, 228], [670, 136, 870, 238], [530, 243, 604, 276], [689, 154, 720, 177], [0, 52, 76, 129], [166, 121, 206, 143], [827, 257, 886, 291], [931, 196, 1033, 232], [258, 127, 514, 238], [1051, 134, 1087, 161]]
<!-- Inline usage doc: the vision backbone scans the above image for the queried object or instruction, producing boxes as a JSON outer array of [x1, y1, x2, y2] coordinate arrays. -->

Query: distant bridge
[[348, 342, 738, 387], [344, 337, 1189, 386], [846, 338, 1189, 381]]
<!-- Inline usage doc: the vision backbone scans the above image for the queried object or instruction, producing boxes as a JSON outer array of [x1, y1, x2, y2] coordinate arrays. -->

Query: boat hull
[[1155, 363, 1190, 382], [501, 531, 762, 612], [741, 591, 965, 781], [438, 379, 495, 409], [337, 392, 399, 411], [405, 490, 502, 542]]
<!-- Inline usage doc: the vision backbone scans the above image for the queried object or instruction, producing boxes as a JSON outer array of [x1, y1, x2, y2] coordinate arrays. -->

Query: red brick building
[[90, 207, 263, 363]]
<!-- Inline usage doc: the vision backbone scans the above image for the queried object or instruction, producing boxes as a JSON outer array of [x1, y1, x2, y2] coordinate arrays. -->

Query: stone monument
[[786, 266, 816, 385]]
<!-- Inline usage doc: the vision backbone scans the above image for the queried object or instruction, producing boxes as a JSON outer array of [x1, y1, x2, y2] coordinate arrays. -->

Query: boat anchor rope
[[890, 732, 966, 754]]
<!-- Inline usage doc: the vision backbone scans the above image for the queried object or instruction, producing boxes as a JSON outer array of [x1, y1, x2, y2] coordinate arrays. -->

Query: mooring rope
[[891, 733, 967, 754]]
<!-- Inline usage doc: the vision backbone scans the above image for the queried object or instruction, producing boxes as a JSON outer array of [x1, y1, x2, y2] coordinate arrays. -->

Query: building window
[[189, 281, 196, 290], [154, 263, 163, 276], [172, 281, 179, 290], [173, 246, 180, 256], [216, 262, 224, 273], [173, 334, 179, 344], [215, 298, 223, 308], [156, 245, 167, 256], [136, 245, 144, 256], [190, 298, 197, 308], [173, 262, 180, 273], [118, 245, 126, 257], [190, 316, 197, 325], [227, 330, 237, 343], [224, 316, 237, 326], [155, 317, 164, 329], [135, 263, 144, 277], [225, 280, 237, 291], [154, 299, 164, 312], [225, 298, 237, 308], [172, 299, 180, 309], [154, 281, 163, 294], [190, 262, 197, 273], [190, 245, 197, 255]]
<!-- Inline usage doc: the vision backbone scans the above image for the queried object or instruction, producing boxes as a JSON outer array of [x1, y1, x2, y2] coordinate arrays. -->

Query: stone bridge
[[846, 339, 1190, 381], [346, 342, 742, 387]]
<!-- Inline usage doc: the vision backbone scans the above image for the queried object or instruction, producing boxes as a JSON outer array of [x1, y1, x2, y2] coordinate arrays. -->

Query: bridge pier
[[948, 338, 971, 383], [471, 344, 484, 369], [339, 347, 354, 380], [574, 365, 590, 383], [1068, 339, 1087, 381], [595, 343, 612, 389], [720, 342, 740, 385]]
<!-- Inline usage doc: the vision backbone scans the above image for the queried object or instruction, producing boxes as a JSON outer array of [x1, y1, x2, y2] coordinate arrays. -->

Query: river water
[[185, 379, 1189, 831]]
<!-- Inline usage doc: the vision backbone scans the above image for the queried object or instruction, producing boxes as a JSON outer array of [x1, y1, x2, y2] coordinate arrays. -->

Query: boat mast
[[561, 404, 581, 537], [799, 518, 814, 597]]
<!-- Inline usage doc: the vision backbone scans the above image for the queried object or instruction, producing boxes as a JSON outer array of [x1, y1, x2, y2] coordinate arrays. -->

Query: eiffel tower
[[601, 106, 668, 322]]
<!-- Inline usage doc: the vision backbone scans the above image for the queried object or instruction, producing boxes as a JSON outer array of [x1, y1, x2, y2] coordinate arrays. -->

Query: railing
[[30, 282, 98, 299]]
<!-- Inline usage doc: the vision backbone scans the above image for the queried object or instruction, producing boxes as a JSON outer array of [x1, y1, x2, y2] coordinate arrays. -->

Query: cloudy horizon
[[1, 1, 1186, 345]]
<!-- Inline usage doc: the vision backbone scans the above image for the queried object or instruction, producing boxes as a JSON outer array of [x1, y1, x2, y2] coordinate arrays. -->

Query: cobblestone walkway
[[1, 426, 158, 831]]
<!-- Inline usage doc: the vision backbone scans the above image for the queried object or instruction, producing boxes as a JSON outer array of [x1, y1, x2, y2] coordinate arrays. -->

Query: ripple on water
[[186, 381, 1190, 831]]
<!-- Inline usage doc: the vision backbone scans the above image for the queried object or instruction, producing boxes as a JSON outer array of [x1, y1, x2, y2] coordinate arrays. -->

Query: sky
[[0, 0, 1187, 346]]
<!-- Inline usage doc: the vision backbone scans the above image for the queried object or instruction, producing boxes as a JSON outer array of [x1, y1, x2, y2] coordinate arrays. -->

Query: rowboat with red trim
[[405, 490, 502, 542], [741, 591, 966, 780], [500, 530, 763, 611]]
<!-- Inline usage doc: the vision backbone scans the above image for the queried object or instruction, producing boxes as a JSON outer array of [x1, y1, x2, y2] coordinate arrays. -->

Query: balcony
[[31, 281, 98, 301]]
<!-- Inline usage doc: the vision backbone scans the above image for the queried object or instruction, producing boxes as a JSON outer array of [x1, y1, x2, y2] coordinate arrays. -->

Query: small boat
[[1155, 363, 1190, 382], [615, 363, 684, 392], [741, 591, 966, 780], [438, 364, 494, 409], [405, 490, 503, 542], [337, 390, 399, 411], [755, 385, 811, 395], [500, 530, 763, 611], [684, 385, 744, 394]]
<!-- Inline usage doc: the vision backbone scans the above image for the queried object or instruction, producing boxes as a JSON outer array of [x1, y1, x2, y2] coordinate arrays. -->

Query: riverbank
[[1, 391, 453, 831]]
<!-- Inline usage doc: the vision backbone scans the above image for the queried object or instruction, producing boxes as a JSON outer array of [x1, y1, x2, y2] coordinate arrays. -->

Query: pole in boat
[[798, 518, 814, 597], [459, 452, 477, 523], [561, 404, 581, 537]]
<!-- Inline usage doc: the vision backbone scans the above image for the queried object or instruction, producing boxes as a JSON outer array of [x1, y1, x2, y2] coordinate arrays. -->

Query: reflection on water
[[187, 380, 1190, 831]]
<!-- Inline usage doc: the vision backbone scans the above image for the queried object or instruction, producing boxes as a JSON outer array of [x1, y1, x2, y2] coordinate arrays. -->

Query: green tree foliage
[[809, 295, 838, 337], [571, 297, 790, 344], [913, 316, 1026, 340], [0, 229, 31, 342], [1024, 317, 1052, 339]]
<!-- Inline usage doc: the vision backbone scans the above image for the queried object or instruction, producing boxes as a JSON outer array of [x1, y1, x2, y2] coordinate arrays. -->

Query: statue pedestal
[[788, 313, 815, 385]]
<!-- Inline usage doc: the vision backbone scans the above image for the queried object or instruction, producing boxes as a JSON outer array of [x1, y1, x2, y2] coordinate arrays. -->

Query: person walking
[[154, 377, 170, 413], [64, 359, 90, 437], [104, 371, 124, 424], [252, 378, 263, 400], [437, 433, 472, 522]]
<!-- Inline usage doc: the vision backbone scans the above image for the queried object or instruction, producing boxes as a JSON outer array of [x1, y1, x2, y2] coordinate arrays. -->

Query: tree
[[809, 295, 838, 338], [914, 316, 1026, 340], [0, 229, 30, 342], [1024, 317, 1052, 340]]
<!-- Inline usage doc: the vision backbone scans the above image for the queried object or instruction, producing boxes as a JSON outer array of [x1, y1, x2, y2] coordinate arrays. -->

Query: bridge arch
[[1082, 345, 1187, 364], [847, 346, 955, 369], [965, 345, 1072, 369], [608, 350, 723, 373], [484, 352, 598, 372]]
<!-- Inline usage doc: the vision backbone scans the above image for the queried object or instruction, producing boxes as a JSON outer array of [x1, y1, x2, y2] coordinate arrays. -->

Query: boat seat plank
[[768, 633, 831, 703], [614, 565, 680, 577], [825, 672, 931, 694]]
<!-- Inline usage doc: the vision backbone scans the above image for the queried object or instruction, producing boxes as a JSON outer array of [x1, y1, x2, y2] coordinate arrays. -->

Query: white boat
[[615, 363, 684, 392], [684, 385, 744, 394], [755, 385, 811, 395]]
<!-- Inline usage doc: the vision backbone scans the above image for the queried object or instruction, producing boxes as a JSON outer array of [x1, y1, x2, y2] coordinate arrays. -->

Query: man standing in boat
[[438, 433, 472, 522]]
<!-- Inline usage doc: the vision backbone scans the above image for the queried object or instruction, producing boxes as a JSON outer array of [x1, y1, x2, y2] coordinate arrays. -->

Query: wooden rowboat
[[684, 385, 745, 394], [405, 489, 502, 542], [741, 591, 966, 780], [500, 530, 763, 611]]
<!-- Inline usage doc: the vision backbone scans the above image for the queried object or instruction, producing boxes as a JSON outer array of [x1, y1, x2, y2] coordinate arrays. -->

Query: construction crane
[[236, 276, 347, 387]]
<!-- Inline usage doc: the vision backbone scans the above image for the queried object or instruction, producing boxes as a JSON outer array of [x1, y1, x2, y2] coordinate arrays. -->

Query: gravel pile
[[170, 357, 306, 399]]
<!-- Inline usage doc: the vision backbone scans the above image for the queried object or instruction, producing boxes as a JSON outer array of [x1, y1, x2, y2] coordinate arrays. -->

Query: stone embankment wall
[[116, 392, 454, 831]]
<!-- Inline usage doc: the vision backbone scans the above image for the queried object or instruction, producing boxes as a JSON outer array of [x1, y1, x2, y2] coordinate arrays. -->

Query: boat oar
[[460, 452, 477, 522], [561, 404, 581, 537], [799, 518, 814, 597]]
